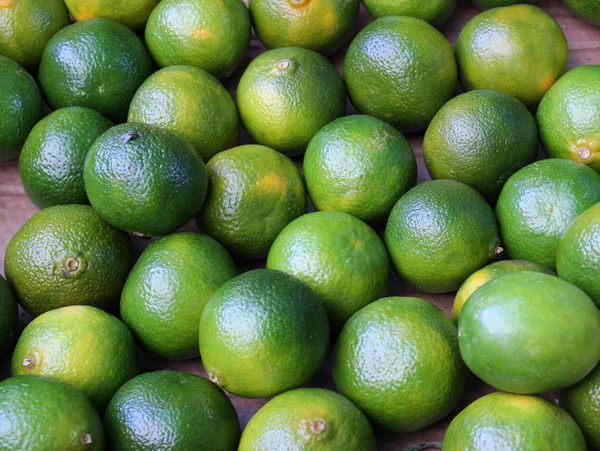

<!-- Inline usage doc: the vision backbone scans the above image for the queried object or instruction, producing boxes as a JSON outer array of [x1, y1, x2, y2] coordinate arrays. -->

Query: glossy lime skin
[[0, 0, 69, 72], [145, 0, 251, 79], [104, 371, 239, 451], [496, 159, 600, 270], [385, 180, 500, 294], [20, 107, 113, 209], [333, 297, 467, 433], [344, 16, 457, 133], [199, 269, 330, 398], [197, 145, 307, 260], [456, 5, 568, 109], [557, 202, 600, 306], [12, 306, 139, 411], [39, 18, 153, 122], [250, 0, 359, 56], [563, 0, 600, 25], [472, 0, 536, 9], [237, 47, 346, 156], [84, 123, 208, 237], [239, 388, 376, 451], [64, 0, 160, 31], [267, 211, 389, 329], [128, 65, 239, 162], [121, 232, 236, 360], [0, 55, 43, 161], [362, 0, 456, 25], [424, 90, 538, 201], [0, 376, 105, 451], [444, 392, 586, 451], [4, 205, 134, 316], [460, 271, 600, 394], [538, 65, 600, 172], [0, 275, 18, 356], [304, 115, 417, 223]]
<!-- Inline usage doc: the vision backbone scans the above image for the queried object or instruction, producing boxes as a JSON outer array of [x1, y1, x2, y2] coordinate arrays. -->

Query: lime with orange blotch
[[362, 0, 456, 25], [64, 0, 160, 31]]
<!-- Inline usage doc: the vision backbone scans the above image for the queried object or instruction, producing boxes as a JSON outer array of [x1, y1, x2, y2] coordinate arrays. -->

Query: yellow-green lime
[[472, 0, 537, 9], [64, 0, 160, 31], [362, 0, 456, 25], [0, 275, 18, 356]]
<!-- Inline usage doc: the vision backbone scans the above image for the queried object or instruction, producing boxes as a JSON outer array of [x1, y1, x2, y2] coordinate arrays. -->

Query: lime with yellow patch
[[362, 0, 456, 25], [0, 275, 18, 356], [12, 305, 139, 411], [64, 0, 160, 31]]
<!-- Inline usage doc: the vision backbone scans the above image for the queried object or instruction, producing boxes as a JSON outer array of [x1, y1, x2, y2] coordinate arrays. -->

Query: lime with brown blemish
[[0, 275, 18, 356], [538, 65, 600, 172], [197, 145, 306, 260], [456, 4, 568, 109], [4, 205, 134, 316], [362, 0, 456, 25], [64, 0, 160, 31], [12, 305, 139, 411]]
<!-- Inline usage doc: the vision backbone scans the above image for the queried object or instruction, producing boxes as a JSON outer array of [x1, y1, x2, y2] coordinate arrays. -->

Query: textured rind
[[64, 0, 160, 31], [362, 0, 456, 25]]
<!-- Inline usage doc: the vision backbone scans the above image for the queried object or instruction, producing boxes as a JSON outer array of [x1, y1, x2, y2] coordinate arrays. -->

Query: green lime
[[459, 271, 600, 393], [64, 0, 160, 31], [385, 180, 500, 294], [496, 159, 600, 270], [563, 0, 600, 25], [538, 65, 600, 172], [250, 0, 359, 56], [304, 115, 417, 223], [197, 145, 306, 260], [237, 47, 346, 156], [19, 107, 113, 209], [121, 232, 236, 360], [0, 275, 18, 356], [0, 375, 105, 450], [0, 0, 69, 72], [199, 269, 329, 398], [344, 16, 457, 132], [267, 211, 389, 329], [145, 0, 251, 79], [4, 204, 133, 316], [362, 0, 456, 25], [128, 65, 238, 162], [104, 370, 240, 451], [12, 305, 139, 411], [424, 90, 538, 201], [444, 392, 586, 451], [239, 388, 375, 451], [452, 260, 555, 324], [472, 0, 537, 9], [0, 55, 43, 161], [39, 18, 153, 122], [456, 4, 568, 109], [332, 297, 467, 433], [84, 123, 208, 237]]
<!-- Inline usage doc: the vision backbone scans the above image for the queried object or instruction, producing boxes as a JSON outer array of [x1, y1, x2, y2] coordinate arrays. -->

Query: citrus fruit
[[267, 211, 389, 329], [537, 65, 600, 172], [121, 232, 236, 360], [0, 275, 18, 356], [452, 260, 555, 324], [128, 65, 239, 162], [39, 18, 153, 122], [237, 47, 346, 156], [443, 392, 586, 451], [19, 107, 113, 209], [198, 269, 329, 398], [64, 0, 160, 31], [557, 202, 600, 307], [561, 363, 600, 449], [362, 0, 456, 25], [0, 55, 43, 161], [249, 0, 359, 56], [4, 204, 134, 316], [197, 145, 306, 260], [344, 16, 457, 133], [424, 89, 538, 201], [104, 371, 240, 451], [563, 0, 600, 25], [459, 271, 600, 393], [456, 4, 568, 109], [472, 0, 537, 9], [12, 305, 139, 411], [84, 123, 208, 237], [0, 0, 69, 72], [303, 115, 417, 223], [239, 388, 376, 451], [145, 0, 251, 79], [332, 297, 467, 433], [385, 180, 501, 294], [496, 159, 600, 270], [0, 376, 105, 450]]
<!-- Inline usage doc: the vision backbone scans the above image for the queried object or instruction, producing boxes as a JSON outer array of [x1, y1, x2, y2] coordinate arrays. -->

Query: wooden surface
[[1, 0, 599, 448]]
